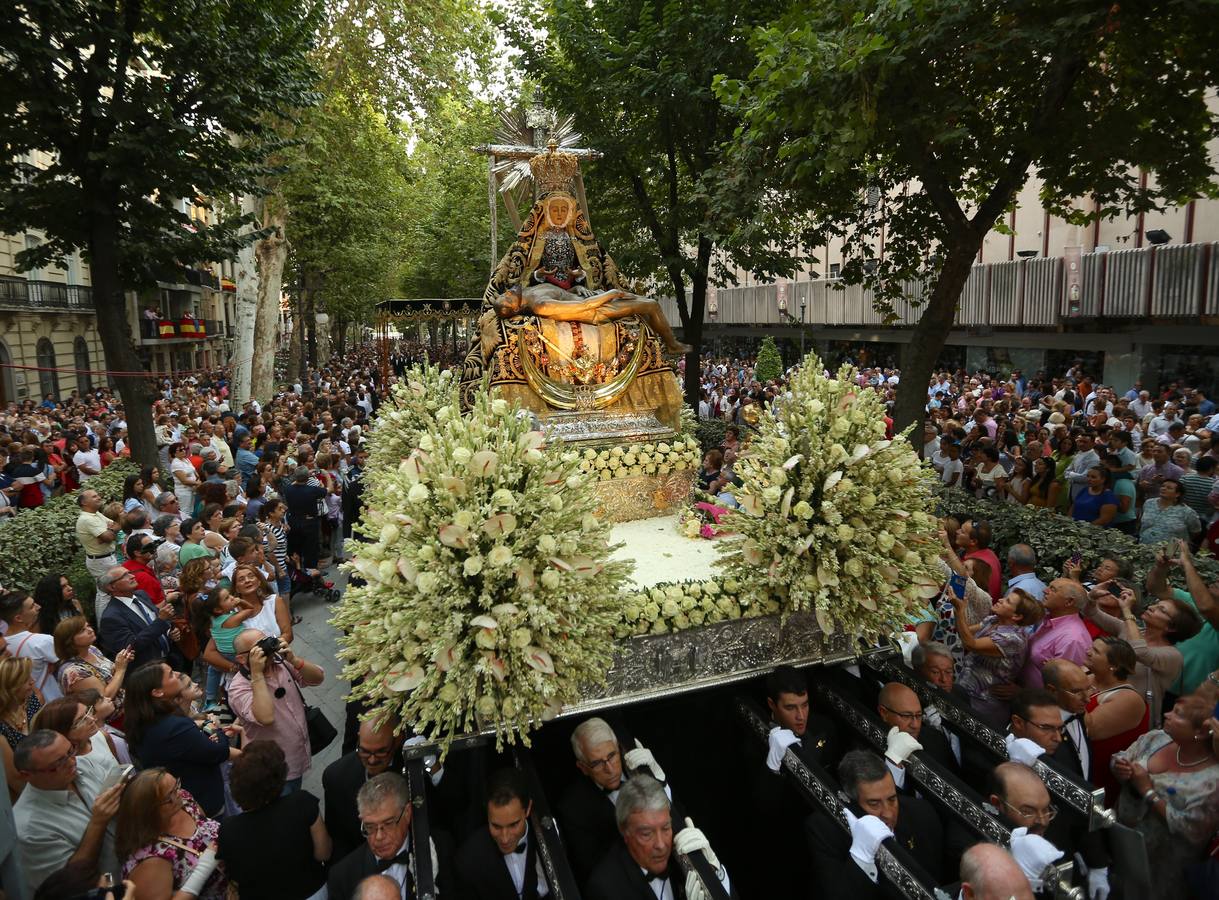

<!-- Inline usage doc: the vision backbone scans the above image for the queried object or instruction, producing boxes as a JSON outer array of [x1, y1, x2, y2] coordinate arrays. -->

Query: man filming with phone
[[228, 629, 325, 794]]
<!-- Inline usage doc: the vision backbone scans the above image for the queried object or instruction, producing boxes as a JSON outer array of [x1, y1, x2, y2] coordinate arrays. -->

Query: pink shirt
[[1021, 613, 1092, 688], [227, 663, 311, 779]]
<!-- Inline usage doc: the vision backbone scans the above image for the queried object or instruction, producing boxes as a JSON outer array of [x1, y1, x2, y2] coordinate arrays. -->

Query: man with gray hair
[[1006, 544, 1047, 601], [557, 717, 668, 885], [153, 491, 185, 523], [96, 564, 177, 670], [327, 771, 450, 899], [585, 774, 734, 900], [804, 750, 943, 896], [1019, 579, 1091, 689]]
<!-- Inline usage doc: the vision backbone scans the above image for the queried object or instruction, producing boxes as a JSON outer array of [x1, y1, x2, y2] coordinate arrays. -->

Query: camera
[[255, 635, 282, 661]]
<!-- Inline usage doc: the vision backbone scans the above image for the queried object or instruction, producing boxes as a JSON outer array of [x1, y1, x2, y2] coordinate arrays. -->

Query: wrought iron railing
[[0, 277, 93, 311]]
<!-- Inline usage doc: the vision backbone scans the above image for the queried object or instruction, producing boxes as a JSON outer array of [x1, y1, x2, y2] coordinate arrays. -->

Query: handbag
[[304, 703, 338, 756]]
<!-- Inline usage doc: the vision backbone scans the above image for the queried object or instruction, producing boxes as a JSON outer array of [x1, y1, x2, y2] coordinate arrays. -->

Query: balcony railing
[[204, 319, 222, 338], [0, 276, 93, 312]]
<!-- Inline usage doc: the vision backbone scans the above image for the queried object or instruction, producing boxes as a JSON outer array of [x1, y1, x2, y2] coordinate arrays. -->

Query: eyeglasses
[[356, 745, 394, 760], [160, 778, 183, 805], [584, 749, 619, 771], [1000, 797, 1058, 824], [72, 706, 96, 730], [880, 704, 924, 724], [1019, 718, 1067, 736], [360, 804, 409, 837], [31, 744, 77, 773]]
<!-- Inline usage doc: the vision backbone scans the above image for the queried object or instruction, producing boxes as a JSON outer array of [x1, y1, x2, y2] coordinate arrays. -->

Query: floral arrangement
[[365, 360, 458, 481], [717, 354, 943, 639], [615, 577, 779, 638], [677, 498, 731, 540], [333, 384, 633, 750], [576, 435, 701, 480]]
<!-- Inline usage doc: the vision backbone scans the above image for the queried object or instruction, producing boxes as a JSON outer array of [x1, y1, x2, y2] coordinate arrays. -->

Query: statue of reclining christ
[[490, 283, 692, 354]]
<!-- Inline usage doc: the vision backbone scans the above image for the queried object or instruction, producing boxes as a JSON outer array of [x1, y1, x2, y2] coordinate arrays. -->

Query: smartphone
[[948, 572, 967, 599], [1106, 582, 1123, 597], [1068, 552, 1082, 567], [100, 764, 135, 793]]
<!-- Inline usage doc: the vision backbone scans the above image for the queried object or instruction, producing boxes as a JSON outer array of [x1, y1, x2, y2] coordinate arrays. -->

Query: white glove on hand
[[1009, 826, 1063, 891], [885, 726, 923, 765], [684, 870, 709, 900], [624, 738, 666, 783], [1005, 733, 1047, 766], [923, 705, 943, 730], [1087, 866, 1111, 900], [404, 734, 444, 786], [896, 631, 920, 665], [844, 808, 894, 884], [180, 847, 219, 896], [674, 817, 721, 872], [766, 726, 802, 772]]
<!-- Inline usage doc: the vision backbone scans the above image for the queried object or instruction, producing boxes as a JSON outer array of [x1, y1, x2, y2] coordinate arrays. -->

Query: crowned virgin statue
[[459, 143, 686, 432]]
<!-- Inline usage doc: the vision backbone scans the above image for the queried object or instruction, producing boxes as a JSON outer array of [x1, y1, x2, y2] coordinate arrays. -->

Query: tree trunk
[[894, 244, 978, 440], [229, 195, 260, 406], [286, 293, 302, 384], [89, 218, 158, 470], [250, 203, 287, 401]]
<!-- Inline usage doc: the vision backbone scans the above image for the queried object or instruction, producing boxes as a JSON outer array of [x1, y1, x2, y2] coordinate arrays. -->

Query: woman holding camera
[[125, 661, 240, 820]]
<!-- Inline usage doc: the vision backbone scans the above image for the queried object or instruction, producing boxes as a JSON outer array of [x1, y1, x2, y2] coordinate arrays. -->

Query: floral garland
[[334, 385, 632, 751], [615, 577, 779, 638], [576, 435, 702, 480], [717, 354, 943, 639]]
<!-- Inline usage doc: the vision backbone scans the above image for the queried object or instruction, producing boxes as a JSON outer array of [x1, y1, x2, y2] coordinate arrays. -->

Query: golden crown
[[529, 141, 580, 195]]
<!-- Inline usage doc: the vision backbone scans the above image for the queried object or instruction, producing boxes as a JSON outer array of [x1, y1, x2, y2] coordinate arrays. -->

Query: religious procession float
[[330, 128, 1100, 899]]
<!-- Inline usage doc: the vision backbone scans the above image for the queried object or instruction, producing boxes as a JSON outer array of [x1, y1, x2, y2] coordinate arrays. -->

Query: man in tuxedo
[[95, 566, 182, 671], [947, 762, 1064, 878], [324, 714, 404, 861], [1041, 660, 1091, 778], [558, 717, 668, 885], [455, 767, 549, 899], [585, 775, 734, 900], [876, 682, 958, 792], [327, 772, 451, 900], [804, 750, 945, 898]]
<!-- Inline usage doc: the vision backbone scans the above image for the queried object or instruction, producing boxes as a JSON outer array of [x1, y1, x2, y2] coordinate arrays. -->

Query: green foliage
[[397, 92, 523, 299], [282, 91, 414, 323], [0, 461, 138, 593], [0, 0, 322, 288], [754, 336, 783, 384], [694, 419, 730, 454], [938, 488, 1219, 589]]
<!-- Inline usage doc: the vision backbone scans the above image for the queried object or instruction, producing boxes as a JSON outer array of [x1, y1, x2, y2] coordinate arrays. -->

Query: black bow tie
[[376, 849, 413, 873], [647, 869, 669, 883], [510, 840, 526, 855]]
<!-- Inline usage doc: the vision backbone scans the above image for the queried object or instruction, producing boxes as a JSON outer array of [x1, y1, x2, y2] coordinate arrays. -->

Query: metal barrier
[[513, 746, 584, 900]]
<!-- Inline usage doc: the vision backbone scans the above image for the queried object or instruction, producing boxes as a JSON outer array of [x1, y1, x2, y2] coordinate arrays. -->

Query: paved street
[[287, 563, 350, 798]]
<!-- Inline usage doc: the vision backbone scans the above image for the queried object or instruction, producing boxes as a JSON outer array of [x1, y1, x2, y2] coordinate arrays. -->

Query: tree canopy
[[716, 0, 1219, 431]]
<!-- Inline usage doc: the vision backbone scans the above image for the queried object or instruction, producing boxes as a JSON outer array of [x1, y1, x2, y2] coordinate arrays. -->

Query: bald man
[[876, 682, 960, 793], [1041, 659, 1091, 778], [352, 875, 402, 900], [1020, 579, 1091, 689], [324, 714, 404, 861], [960, 843, 1034, 900]]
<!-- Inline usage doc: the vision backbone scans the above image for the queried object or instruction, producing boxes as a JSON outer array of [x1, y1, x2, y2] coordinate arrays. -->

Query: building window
[[24, 235, 44, 281], [36, 337, 60, 399], [829, 263, 841, 279], [74, 336, 93, 394]]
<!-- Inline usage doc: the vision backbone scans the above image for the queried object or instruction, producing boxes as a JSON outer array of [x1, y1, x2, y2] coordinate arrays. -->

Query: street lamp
[[800, 300, 807, 358]]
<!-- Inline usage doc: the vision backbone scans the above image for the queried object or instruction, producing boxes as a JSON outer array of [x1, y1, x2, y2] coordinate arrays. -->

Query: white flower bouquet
[[578, 435, 701, 481], [334, 384, 632, 750], [717, 354, 943, 639], [365, 361, 457, 483], [615, 577, 778, 638]]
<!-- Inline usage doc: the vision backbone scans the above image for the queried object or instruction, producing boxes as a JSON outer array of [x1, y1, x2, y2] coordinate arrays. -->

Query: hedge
[[694, 419, 730, 453], [938, 487, 1219, 590], [0, 459, 139, 593]]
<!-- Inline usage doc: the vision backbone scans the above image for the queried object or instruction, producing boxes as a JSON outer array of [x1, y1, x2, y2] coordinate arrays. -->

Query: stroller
[[288, 556, 342, 604]]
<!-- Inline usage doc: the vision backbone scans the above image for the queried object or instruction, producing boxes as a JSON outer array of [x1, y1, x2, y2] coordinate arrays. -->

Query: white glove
[[674, 817, 721, 872], [685, 870, 709, 900], [179, 846, 219, 896], [923, 704, 943, 730], [766, 726, 802, 773], [624, 738, 666, 783], [404, 734, 445, 786], [895, 631, 920, 664], [1005, 733, 1047, 766], [1087, 866, 1111, 900], [1009, 826, 1063, 892], [844, 808, 894, 884], [885, 726, 923, 765]]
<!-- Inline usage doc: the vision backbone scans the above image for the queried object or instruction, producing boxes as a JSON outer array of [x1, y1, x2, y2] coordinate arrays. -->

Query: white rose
[[464, 556, 484, 577], [491, 488, 515, 507], [408, 483, 430, 503], [488, 545, 514, 567], [524, 448, 545, 465], [415, 572, 440, 593], [452, 447, 473, 465], [541, 569, 561, 590], [538, 535, 558, 554], [418, 434, 435, 451], [453, 510, 476, 529], [491, 398, 509, 415]]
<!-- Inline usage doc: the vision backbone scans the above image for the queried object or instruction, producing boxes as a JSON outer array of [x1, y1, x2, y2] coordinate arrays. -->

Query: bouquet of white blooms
[[717, 354, 943, 639], [334, 385, 632, 750], [616, 577, 778, 637], [576, 436, 701, 480], [365, 361, 457, 480]]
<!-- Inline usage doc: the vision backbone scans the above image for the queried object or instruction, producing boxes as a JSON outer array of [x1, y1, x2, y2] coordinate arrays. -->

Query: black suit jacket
[[454, 826, 545, 900], [322, 751, 368, 864], [913, 724, 959, 776], [585, 840, 740, 900], [805, 796, 945, 900], [327, 834, 455, 900], [556, 776, 619, 886], [97, 590, 172, 669]]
